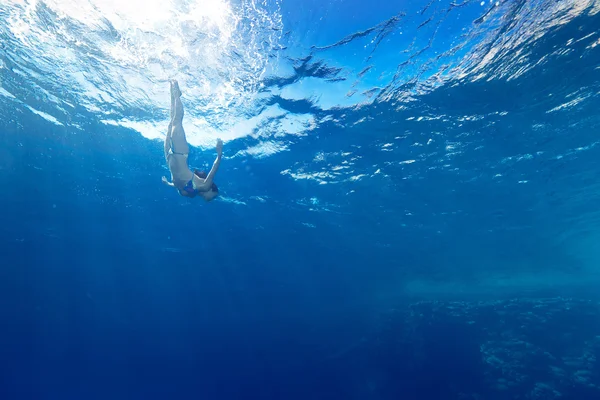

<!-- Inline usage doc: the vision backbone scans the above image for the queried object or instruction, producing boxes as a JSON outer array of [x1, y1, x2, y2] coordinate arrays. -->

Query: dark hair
[[194, 170, 218, 193]]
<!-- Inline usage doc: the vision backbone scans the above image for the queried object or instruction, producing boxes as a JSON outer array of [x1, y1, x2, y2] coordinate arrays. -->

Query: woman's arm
[[205, 139, 223, 185], [194, 139, 223, 190]]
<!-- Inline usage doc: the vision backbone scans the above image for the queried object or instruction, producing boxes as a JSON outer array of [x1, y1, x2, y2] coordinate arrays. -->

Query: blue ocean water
[[1, 0, 600, 398]]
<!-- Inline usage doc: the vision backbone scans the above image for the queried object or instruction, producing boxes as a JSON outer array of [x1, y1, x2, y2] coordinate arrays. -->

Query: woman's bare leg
[[168, 80, 189, 154], [170, 80, 184, 125], [164, 82, 178, 160], [164, 121, 172, 161]]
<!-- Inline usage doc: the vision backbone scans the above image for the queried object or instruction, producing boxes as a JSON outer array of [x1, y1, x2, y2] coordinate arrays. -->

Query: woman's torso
[[168, 154, 193, 188]]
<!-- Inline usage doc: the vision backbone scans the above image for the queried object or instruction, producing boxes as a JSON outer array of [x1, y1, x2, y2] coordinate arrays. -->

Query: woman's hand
[[216, 138, 223, 158], [162, 176, 173, 186]]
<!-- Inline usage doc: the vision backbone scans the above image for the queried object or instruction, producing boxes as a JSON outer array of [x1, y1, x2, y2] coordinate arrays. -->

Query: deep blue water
[[2, 0, 600, 399]]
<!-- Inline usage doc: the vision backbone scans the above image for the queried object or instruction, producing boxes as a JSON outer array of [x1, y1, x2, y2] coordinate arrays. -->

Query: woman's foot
[[170, 79, 182, 97]]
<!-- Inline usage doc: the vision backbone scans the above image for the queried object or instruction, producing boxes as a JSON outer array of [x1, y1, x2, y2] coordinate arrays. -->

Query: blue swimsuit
[[179, 179, 199, 197]]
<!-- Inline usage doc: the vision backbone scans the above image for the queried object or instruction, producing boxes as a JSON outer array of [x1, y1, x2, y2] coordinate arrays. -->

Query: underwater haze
[[2, 0, 600, 399]]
